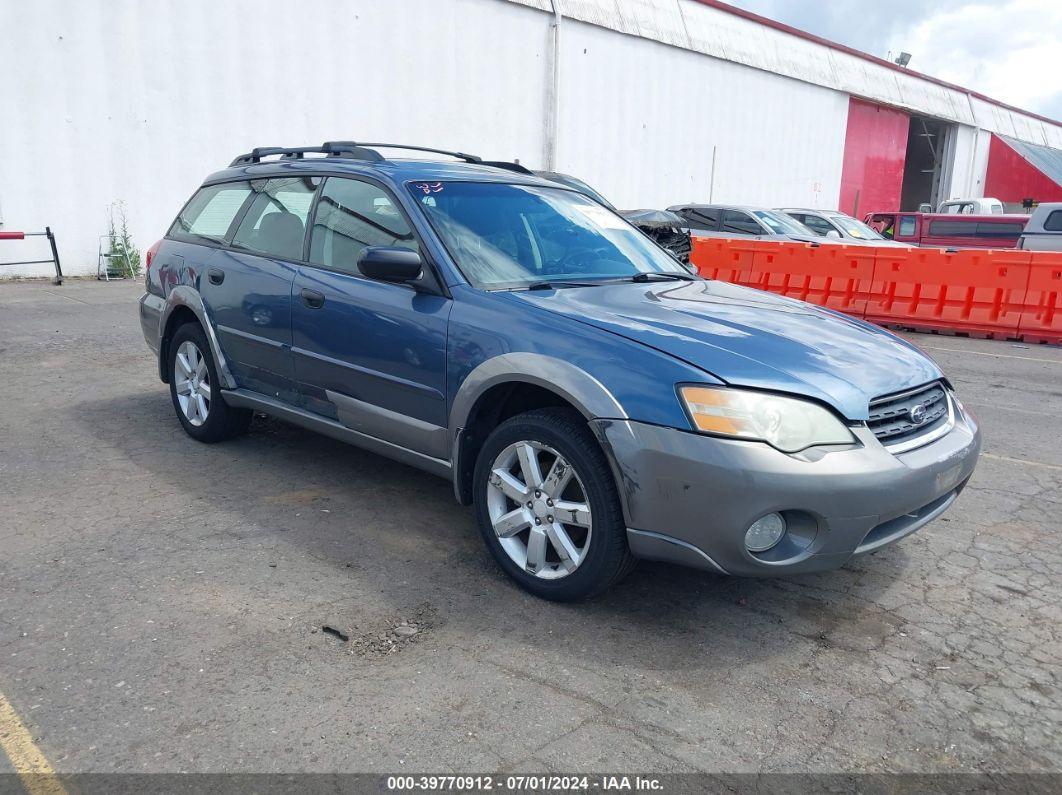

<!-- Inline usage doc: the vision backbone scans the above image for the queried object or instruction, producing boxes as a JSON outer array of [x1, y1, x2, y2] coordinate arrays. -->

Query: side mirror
[[825, 229, 842, 238], [358, 246, 422, 283]]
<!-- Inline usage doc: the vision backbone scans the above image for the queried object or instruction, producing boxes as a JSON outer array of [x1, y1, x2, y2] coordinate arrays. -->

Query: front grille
[[867, 381, 950, 448]]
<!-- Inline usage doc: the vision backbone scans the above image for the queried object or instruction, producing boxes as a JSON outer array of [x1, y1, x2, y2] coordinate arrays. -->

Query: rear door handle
[[207, 267, 225, 285], [300, 288, 325, 309]]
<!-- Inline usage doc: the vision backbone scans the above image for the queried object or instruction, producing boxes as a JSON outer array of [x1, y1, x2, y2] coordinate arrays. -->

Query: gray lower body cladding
[[592, 411, 981, 576]]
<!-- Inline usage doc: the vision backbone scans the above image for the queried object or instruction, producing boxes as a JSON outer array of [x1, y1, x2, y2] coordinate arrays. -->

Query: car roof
[[202, 156, 565, 189], [779, 207, 843, 216], [669, 203, 779, 213]]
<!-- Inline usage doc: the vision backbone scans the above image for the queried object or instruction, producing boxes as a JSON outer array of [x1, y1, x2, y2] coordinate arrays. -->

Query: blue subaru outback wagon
[[140, 142, 981, 601]]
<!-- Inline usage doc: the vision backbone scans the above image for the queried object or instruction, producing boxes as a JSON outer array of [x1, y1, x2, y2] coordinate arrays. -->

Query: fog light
[[745, 513, 786, 552]]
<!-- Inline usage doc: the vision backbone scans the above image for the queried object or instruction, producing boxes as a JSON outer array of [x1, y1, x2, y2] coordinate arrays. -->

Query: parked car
[[1018, 203, 1062, 251], [139, 141, 981, 601], [616, 208, 692, 264], [779, 208, 909, 247], [937, 197, 1004, 215], [667, 204, 834, 244], [864, 212, 1027, 249]]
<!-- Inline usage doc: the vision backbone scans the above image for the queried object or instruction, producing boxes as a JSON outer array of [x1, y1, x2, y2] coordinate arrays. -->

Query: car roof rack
[[229, 142, 385, 167], [478, 160, 534, 175], [229, 141, 534, 174], [349, 142, 484, 164]]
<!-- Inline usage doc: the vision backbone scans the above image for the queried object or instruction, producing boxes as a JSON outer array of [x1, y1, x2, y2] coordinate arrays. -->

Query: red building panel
[[838, 98, 909, 216], [984, 134, 1062, 205]]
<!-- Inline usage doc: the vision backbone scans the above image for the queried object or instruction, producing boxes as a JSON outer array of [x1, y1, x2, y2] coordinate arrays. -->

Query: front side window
[[309, 178, 419, 275], [722, 210, 762, 236], [826, 213, 883, 240], [408, 181, 686, 289], [169, 182, 253, 243], [231, 177, 317, 261]]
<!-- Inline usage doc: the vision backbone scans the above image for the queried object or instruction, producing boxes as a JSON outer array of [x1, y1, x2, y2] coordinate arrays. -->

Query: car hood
[[507, 280, 942, 420]]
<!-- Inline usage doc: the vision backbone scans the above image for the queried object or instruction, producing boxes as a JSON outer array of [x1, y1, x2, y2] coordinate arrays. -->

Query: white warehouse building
[[1, 0, 1061, 277]]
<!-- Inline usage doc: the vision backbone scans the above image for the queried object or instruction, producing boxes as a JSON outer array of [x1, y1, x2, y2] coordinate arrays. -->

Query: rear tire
[[473, 408, 635, 601], [168, 322, 251, 443]]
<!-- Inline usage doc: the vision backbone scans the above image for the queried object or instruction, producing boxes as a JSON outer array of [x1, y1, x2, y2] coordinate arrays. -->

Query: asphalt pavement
[[0, 279, 1059, 779]]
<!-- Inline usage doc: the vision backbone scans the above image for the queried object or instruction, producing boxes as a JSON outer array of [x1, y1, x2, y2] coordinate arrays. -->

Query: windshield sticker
[[574, 203, 627, 230], [413, 182, 444, 195]]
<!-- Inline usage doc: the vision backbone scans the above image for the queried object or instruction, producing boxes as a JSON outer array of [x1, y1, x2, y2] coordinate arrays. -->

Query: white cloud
[[888, 0, 1062, 119], [728, 0, 1061, 120]]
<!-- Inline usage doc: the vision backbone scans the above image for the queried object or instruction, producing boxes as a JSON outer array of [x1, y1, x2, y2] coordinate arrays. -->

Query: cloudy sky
[[726, 0, 1061, 121]]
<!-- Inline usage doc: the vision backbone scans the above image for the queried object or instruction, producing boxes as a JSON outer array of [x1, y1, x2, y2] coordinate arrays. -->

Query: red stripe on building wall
[[838, 98, 909, 217], [984, 135, 1062, 205]]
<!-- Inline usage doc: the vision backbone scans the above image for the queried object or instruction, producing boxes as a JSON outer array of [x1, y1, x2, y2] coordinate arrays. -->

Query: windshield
[[826, 213, 885, 240], [408, 181, 687, 289], [752, 210, 812, 236]]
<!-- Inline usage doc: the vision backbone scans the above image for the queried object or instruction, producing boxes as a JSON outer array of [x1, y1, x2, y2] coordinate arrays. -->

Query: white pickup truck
[[1018, 203, 1062, 251]]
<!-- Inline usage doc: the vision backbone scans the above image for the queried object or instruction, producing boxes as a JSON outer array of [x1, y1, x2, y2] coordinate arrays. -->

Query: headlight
[[679, 385, 855, 453]]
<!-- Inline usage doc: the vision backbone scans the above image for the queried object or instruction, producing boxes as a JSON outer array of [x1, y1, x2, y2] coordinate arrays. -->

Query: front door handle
[[207, 267, 225, 285], [300, 288, 325, 309]]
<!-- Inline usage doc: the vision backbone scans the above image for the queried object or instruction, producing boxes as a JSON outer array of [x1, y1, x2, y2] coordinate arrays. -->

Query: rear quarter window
[[1044, 210, 1062, 232], [169, 182, 253, 243]]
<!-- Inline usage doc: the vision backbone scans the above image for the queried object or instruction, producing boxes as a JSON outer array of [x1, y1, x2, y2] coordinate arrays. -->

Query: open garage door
[[899, 116, 955, 211], [839, 98, 909, 217]]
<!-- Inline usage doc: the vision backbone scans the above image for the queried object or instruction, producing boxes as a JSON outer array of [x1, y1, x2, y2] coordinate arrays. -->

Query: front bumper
[[591, 403, 980, 576]]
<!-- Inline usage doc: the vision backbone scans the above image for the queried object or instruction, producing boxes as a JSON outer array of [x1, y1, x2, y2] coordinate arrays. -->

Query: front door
[[291, 176, 451, 460]]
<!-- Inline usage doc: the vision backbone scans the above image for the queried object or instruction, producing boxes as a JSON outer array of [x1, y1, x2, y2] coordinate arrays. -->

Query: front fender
[[448, 352, 628, 433], [158, 286, 238, 389]]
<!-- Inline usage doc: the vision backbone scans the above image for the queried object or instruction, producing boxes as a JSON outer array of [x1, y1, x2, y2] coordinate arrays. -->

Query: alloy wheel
[[486, 440, 593, 580], [174, 340, 211, 427]]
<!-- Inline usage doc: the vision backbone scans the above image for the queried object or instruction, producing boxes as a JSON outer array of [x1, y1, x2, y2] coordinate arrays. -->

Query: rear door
[[199, 176, 318, 402], [290, 176, 451, 459]]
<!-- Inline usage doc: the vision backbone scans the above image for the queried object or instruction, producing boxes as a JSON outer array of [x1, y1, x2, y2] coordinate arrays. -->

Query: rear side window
[[799, 216, 835, 236], [169, 182, 252, 243], [976, 222, 1024, 236], [898, 216, 917, 237], [928, 220, 971, 236], [928, 220, 1024, 237], [308, 177, 418, 276], [1044, 210, 1062, 231], [722, 210, 762, 235], [679, 207, 720, 232], [231, 177, 318, 261]]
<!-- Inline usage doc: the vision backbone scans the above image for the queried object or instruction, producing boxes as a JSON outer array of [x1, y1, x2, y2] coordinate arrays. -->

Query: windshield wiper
[[525, 280, 601, 290], [628, 272, 696, 282]]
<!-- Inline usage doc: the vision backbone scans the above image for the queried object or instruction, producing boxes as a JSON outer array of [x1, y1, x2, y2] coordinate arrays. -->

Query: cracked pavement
[[0, 279, 1059, 774]]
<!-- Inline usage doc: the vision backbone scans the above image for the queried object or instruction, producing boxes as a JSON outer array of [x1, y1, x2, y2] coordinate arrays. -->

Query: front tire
[[473, 408, 635, 601], [168, 322, 251, 443]]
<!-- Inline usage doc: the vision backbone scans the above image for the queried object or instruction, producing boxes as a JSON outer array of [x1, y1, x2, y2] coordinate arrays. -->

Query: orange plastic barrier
[[1017, 252, 1062, 344], [689, 237, 757, 284], [689, 236, 1062, 345], [865, 248, 1031, 339], [745, 242, 876, 317]]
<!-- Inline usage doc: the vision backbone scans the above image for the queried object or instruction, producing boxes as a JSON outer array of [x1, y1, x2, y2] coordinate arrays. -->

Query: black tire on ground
[[167, 322, 252, 443], [473, 407, 636, 601]]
